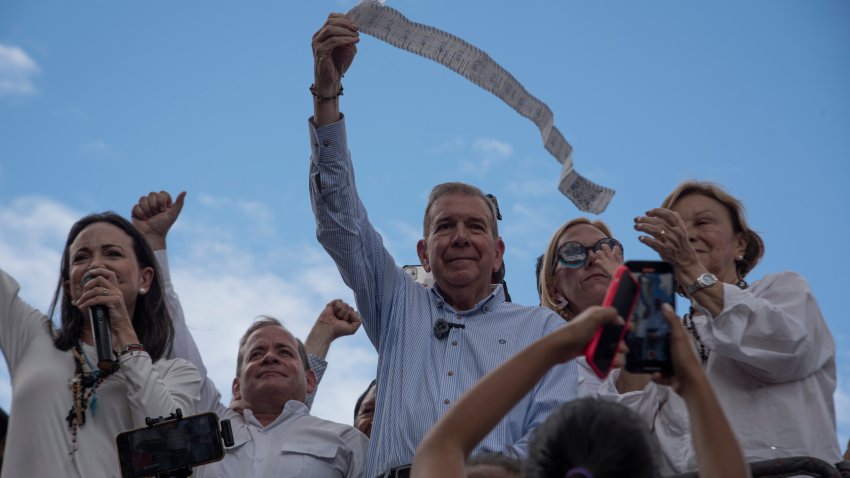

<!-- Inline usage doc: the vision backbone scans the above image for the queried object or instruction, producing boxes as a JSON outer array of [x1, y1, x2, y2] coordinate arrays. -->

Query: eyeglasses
[[555, 238, 623, 269]]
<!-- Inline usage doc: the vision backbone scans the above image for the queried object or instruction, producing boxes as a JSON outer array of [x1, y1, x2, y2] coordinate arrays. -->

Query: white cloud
[[0, 194, 377, 427], [0, 43, 39, 97], [461, 137, 513, 175], [429, 136, 514, 176], [196, 194, 275, 236]]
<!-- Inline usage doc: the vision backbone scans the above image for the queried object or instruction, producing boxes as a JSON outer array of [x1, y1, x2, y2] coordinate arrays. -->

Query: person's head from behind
[[660, 181, 763, 285], [524, 397, 657, 478], [417, 182, 505, 303], [466, 452, 522, 478], [354, 379, 377, 437], [232, 317, 317, 411], [50, 212, 172, 361], [539, 218, 621, 321]]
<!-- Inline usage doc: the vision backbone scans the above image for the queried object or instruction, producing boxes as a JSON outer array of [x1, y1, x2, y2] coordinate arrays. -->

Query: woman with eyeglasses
[[538, 218, 625, 396], [616, 180, 841, 473]]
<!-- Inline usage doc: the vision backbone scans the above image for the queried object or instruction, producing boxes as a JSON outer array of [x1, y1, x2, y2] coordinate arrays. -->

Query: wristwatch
[[686, 272, 718, 295]]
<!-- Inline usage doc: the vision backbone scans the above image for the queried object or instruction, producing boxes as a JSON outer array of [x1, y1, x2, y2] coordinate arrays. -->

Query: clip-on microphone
[[433, 319, 466, 340]]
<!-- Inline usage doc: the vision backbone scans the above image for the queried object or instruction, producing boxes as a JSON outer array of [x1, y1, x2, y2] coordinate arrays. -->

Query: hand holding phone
[[624, 261, 675, 375], [584, 265, 639, 378]]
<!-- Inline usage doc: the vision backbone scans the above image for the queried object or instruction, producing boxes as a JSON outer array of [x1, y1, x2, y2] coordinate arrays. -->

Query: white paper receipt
[[348, 0, 614, 213]]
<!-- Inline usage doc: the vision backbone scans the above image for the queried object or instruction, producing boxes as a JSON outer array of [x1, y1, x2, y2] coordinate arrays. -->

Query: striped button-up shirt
[[309, 116, 578, 477]]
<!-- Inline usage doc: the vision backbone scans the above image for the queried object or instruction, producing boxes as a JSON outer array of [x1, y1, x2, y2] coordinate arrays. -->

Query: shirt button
[[451, 340, 457, 346], [323, 139, 331, 147], [447, 371, 454, 376], [443, 399, 450, 405]]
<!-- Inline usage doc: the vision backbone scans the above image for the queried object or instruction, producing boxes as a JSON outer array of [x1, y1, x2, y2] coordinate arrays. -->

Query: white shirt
[[193, 401, 368, 478], [598, 271, 841, 474], [0, 268, 201, 478], [156, 251, 368, 477], [576, 356, 604, 397]]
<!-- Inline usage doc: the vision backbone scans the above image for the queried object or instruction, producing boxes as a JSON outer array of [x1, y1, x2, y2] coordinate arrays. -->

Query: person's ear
[[231, 377, 241, 400], [734, 232, 748, 261], [139, 266, 154, 296], [492, 237, 505, 273], [416, 239, 431, 272], [306, 370, 318, 395]]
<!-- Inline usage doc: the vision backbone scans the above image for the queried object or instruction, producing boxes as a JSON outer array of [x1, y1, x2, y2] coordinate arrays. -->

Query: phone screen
[[625, 261, 675, 374], [116, 412, 225, 478]]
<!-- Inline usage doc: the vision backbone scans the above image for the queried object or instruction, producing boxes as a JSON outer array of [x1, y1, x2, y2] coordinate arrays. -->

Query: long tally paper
[[347, 0, 614, 213]]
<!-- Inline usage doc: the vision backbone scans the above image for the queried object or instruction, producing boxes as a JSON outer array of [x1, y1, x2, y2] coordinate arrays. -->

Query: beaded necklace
[[683, 280, 749, 364], [683, 307, 709, 363], [66, 340, 117, 457]]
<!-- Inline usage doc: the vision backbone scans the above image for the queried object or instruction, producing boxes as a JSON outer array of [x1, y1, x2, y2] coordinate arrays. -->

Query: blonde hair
[[661, 181, 764, 279], [539, 218, 614, 321]]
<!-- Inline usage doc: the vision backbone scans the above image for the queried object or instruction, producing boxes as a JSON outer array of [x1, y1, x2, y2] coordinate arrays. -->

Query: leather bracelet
[[310, 83, 343, 102], [120, 343, 146, 356]]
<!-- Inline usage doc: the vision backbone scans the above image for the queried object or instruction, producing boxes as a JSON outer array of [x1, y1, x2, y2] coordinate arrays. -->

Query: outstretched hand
[[651, 304, 704, 395], [312, 13, 359, 95], [317, 299, 362, 339], [131, 191, 186, 250], [594, 241, 625, 278], [634, 208, 701, 273], [305, 299, 362, 360], [560, 306, 626, 366]]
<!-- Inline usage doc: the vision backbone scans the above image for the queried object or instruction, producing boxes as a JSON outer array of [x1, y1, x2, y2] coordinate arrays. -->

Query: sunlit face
[[354, 384, 376, 437], [417, 193, 504, 295], [549, 224, 615, 316], [670, 193, 746, 284], [234, 325, 316, 408], [66, 222, 152, 319]]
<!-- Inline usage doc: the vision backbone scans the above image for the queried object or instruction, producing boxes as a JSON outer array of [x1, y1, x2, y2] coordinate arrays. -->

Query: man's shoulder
[[495, 300, 563, 322], [294, 413, 368, 446]]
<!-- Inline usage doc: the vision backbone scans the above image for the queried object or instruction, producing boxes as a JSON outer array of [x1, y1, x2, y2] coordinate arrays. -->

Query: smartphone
[[584, 265, 639, 378], [403, 264, 435, 288], [116, 412, 230, 478], [624, 260, 675, 375]]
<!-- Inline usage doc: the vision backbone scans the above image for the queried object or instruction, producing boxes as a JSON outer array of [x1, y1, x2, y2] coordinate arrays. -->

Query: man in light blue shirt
[[309, 14, 577, 478]]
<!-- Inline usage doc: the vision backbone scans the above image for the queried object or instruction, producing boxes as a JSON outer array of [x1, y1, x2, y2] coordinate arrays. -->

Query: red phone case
[[583, 265, 639, 378]]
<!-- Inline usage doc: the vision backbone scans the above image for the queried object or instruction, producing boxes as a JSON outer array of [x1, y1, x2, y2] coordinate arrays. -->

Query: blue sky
[[2, 0, 849, 449]]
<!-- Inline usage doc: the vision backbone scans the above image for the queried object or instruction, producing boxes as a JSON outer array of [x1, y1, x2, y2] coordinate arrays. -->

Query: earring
[[735, 255, 744, 262], [555, 297, 569, 310], [139, 288, 147, 295]]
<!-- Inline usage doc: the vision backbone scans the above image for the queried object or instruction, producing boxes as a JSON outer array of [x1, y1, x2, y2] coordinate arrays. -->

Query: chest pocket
[[279, 441, 347, 478]]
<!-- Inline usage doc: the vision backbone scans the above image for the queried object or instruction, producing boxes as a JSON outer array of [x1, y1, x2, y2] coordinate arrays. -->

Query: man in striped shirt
[[309, 14, 578, 478]]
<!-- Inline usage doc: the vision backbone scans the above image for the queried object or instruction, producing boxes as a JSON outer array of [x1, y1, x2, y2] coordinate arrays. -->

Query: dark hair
[[524, 398, 658, 478], [47, 212, 173, 362], [467, 452, 522, 477], [235, 316, 310, 378], [354, 379, 377, 423]]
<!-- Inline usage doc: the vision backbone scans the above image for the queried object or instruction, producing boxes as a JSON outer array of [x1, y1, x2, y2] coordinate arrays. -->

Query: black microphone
[[433, 319, 465, 340], [82, 272, 117, 371]]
